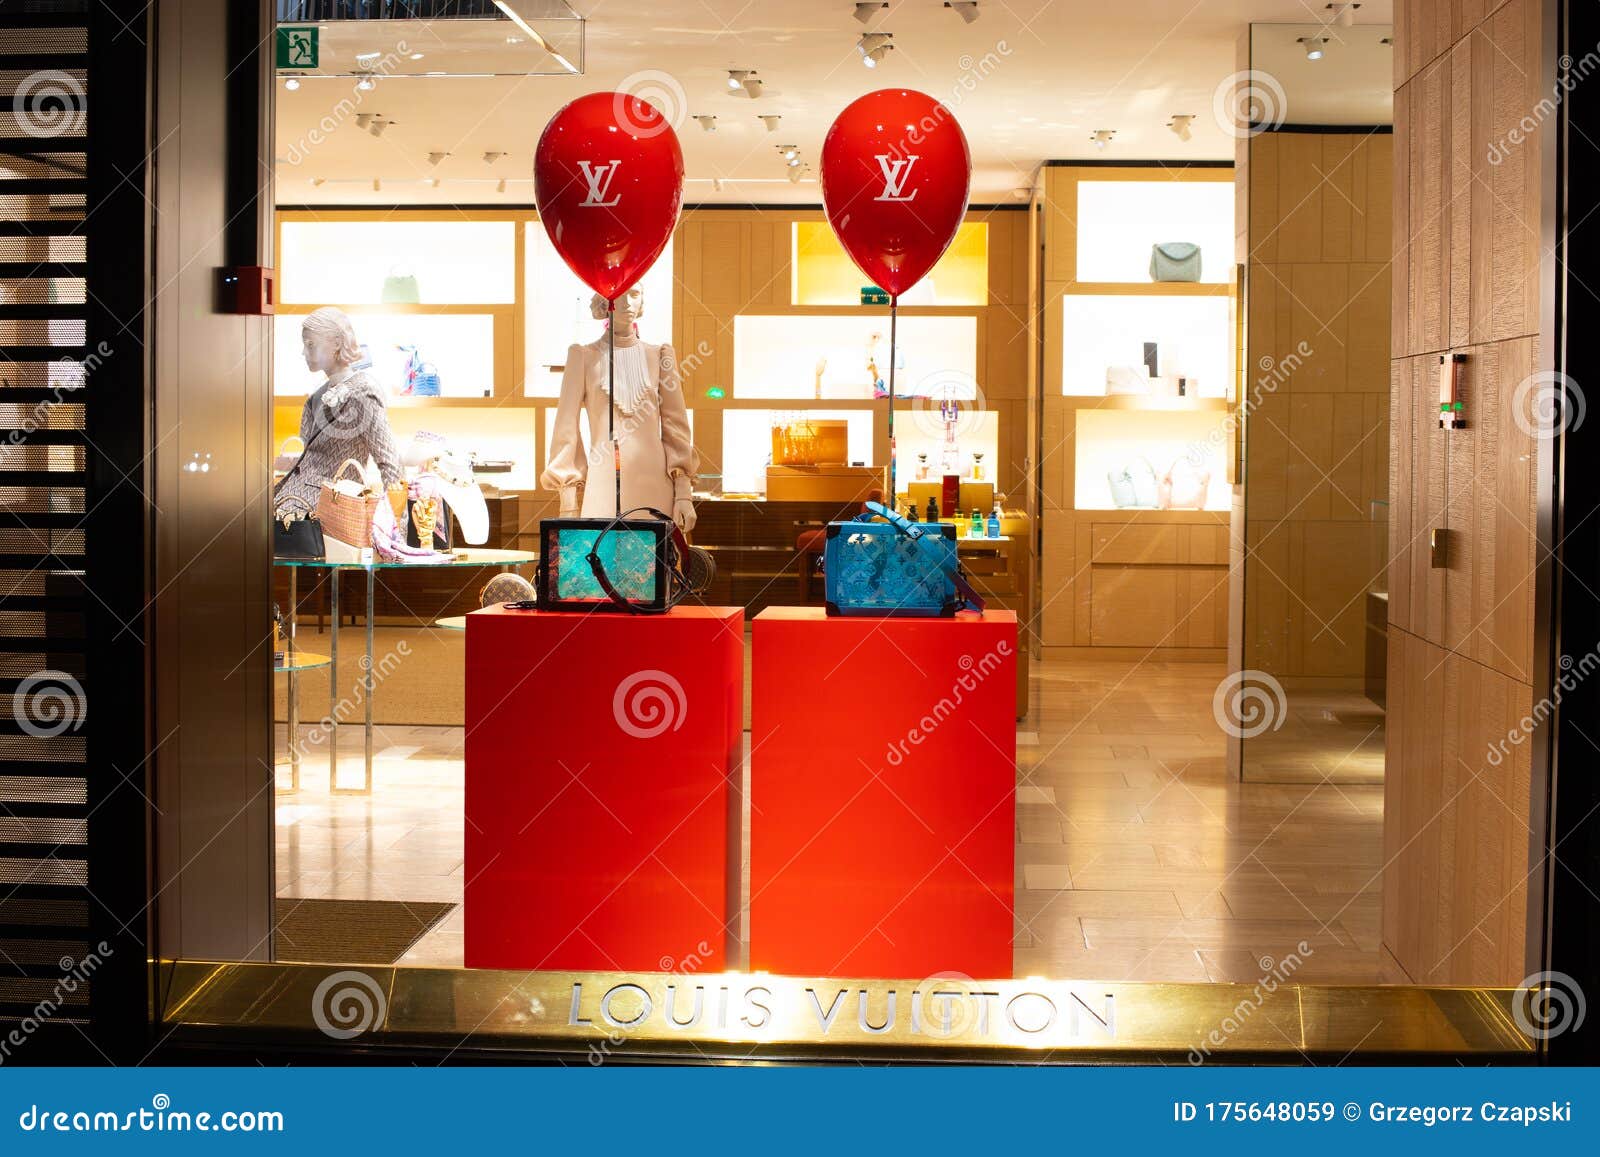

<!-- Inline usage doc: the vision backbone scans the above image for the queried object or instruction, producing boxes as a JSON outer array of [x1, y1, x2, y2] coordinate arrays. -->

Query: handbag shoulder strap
[[859, 501, 986, 612]]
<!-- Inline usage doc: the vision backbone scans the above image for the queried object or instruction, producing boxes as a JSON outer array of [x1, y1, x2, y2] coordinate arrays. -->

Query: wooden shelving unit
[[1037, 163, 1238, 658]]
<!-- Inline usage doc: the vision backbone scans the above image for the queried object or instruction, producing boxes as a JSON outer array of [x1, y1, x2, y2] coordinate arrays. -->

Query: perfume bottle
[[916, 452, 930, 482], [969, 509, 983, 537], [907, 502, 919, 522], [925, 497, 939, 524], [971, 451, 985, 481], [987, 504, 1001, 539]]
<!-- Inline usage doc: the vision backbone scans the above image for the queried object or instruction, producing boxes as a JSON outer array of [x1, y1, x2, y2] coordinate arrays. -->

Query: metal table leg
[[286, 568, 300, 793], [328, 569, 339, 791]]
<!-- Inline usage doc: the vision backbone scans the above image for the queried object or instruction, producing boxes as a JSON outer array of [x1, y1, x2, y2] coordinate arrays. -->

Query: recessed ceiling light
[[1326, 2, 1360, 26], [372, 178, 381, 192], [428, 177, 441, 188], [693, 115, 718, 132], [1300, 36, 1327, 60], [853, 2, 887, 22], [728, 69, 750, 90], [310, 177, 325, 187], [858, 33, 893, 69], [778, 144, 798, 160], [1090, 129, 1115, 150], [355, 75, 375, 91], [1168, 114, 1195, 141], [944, 1, 979, 23], [283, 76, 300, 91]]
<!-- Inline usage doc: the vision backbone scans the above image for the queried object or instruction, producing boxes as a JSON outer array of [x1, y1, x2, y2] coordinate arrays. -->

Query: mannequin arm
[[362, 388, 405, 488], [659, 344, 699, 532], [540, 344, 589, 515]]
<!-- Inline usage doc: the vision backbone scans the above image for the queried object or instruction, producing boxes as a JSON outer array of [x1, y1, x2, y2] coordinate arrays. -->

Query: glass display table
[[273, 549, 536, 793]]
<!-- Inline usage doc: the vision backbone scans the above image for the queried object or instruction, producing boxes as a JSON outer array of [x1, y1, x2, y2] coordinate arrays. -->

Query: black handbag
[[272, 422, 329, 561], [273, 496, 326, 560]]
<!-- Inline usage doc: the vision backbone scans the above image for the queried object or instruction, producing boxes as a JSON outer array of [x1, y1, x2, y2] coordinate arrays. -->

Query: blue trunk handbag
[[823, 501, 985, 617]]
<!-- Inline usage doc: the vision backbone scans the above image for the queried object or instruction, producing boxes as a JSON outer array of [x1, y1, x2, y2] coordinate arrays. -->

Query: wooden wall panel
[[1385, 0, 1544, 987]]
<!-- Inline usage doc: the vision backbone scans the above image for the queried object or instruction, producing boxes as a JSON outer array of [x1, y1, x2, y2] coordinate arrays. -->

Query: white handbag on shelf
[[1108, 457, 1159, 508], [1106, 364, 1149, 396]]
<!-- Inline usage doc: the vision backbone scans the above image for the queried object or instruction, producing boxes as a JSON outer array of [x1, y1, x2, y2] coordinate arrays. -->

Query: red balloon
[[819, 89, 971, 301], [534, 91, 685, 303]]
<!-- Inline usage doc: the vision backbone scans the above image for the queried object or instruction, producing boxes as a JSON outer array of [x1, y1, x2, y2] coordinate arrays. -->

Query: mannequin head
[[301, 307, 363, 375], [589, 287, 644, 329]]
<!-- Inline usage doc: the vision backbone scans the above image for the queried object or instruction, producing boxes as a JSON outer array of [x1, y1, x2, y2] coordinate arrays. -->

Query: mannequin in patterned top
[[274, 307, 404, 514]]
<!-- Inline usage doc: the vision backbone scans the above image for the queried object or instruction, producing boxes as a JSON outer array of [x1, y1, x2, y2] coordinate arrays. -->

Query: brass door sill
[[156, 961, 1535, 1064]]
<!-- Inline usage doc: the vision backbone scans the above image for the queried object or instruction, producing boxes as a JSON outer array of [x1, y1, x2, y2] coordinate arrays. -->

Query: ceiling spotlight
[[858, 32, 893, 68], [693, 115, 718, 132], [944, 1, 979, 23], [372, 178, 381, 192], [728, 69, 751, 90], [355, 113, 373, 130], [786, 155, 802, 168], [355, 74, 375, 91], [1168, 114, 1195, 142], [1090, 129, 1115, 150], [1326, 2, 1360, 26], [712, 178, 724, 193], [787, 166, 805, 184], [368, 117, 389, 137], [742, 74, 764, 99], [759, 114, 782, 132], [426, 151, 448, 166], [497, 178, 507, 193], [283, 76, 300, 91], [428, 177, 441, 188], [482, 151, 505, 165], [778, 144, 799, 160], [1300, 36, 1327, 60], [853, 1, 887, 21], [310, 177, 325, 187]]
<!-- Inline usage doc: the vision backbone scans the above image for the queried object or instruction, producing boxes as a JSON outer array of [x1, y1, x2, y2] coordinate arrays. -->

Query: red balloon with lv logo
[[819, 89, 971, 300], [533, 91, 685, 303]]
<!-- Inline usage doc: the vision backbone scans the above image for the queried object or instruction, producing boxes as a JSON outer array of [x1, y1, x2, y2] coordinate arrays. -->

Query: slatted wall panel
[[0, 0, 95, 1042]]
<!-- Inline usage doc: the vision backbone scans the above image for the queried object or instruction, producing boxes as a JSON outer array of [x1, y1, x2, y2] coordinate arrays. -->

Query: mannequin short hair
[[589, 286, 644, 321], [301, 307, 363, 367]]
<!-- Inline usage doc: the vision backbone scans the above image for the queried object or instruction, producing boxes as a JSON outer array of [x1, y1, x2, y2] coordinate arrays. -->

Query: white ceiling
[[274, 0, 1394, 205]]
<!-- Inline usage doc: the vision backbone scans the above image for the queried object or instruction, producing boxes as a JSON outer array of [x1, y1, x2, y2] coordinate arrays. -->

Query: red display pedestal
[[750, 607, 1016, 978], [465, 604, 743, 971]]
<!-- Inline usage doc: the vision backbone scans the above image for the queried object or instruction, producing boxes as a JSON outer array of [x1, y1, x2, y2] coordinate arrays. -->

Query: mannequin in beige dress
[[541, 288, 698, 531]]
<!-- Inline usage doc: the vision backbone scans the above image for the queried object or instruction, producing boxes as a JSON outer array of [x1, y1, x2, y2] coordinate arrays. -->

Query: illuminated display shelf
[[792, 220, 988, 306]]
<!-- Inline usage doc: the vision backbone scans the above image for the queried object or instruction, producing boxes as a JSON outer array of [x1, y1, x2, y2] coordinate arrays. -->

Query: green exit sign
[[275, 26, 319, 70], [860, 286, 890, 306]]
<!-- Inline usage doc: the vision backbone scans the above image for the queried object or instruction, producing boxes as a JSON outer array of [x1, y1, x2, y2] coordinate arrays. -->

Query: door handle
[[1430, 528, 1449, 568]]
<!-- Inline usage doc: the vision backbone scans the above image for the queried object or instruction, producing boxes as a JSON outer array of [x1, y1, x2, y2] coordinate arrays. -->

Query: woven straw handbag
[[316, 458, 379, 547]]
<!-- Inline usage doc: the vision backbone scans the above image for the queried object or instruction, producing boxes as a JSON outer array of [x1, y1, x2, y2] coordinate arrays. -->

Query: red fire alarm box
[[219, 266, 275, 315]]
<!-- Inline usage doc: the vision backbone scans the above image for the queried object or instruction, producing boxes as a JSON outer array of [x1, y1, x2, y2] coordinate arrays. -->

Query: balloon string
[[887, 297, 897, 511], [609, 299, 621, 517]]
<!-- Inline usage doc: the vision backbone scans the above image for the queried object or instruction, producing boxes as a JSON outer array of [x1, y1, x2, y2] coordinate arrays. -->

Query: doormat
[[273, 898, 455, 964]]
